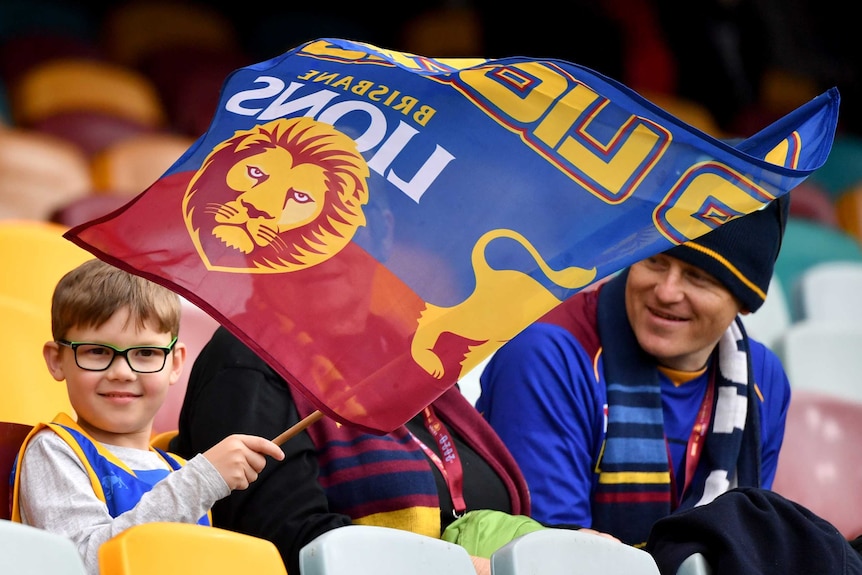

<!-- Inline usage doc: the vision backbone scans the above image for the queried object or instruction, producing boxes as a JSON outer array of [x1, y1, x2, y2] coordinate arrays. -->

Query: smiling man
[[476, 195, 792, 548]]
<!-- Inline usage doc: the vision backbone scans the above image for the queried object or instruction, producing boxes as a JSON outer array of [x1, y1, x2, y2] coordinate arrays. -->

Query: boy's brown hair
[[51, 259, 181, 341]]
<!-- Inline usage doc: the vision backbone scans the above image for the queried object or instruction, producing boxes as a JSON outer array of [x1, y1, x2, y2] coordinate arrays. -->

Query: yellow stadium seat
[[149, 430, 178, 452], [11, 58, 166, 128], [98, 522, 287, 575], [0, 220, 94, 312], [0, 294, 75, 425]]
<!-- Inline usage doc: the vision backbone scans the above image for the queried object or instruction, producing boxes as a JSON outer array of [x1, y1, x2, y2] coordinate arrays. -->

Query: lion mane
[[183, 117, 370, 273]]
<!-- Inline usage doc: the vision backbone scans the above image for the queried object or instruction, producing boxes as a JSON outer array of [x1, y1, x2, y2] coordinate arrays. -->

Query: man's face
[[625, 254, 744, 371]]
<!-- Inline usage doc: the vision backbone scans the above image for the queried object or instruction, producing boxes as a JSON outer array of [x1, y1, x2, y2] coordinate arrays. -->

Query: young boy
[[10, 259, 284, 575]]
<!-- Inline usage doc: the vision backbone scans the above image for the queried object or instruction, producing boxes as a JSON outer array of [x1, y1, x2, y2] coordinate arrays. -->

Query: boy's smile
[[43, 306, 186, 449]]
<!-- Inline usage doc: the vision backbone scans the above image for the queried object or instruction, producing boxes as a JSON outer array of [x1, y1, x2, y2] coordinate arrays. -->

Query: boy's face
[[625, 254, 744, 372], [43, 306, 186, 448]]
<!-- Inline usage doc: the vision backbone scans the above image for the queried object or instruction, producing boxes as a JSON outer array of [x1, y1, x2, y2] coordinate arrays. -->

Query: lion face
[[212, 146, 329, 254], [183, 117, 370, 273]]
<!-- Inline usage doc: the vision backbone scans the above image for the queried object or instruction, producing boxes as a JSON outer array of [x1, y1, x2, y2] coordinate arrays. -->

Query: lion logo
[[183, 117, 370, 272], [411, 229, 597, 380]]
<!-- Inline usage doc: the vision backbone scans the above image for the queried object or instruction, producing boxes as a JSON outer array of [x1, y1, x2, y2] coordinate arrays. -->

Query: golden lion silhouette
[[411, 229, 596, 380]]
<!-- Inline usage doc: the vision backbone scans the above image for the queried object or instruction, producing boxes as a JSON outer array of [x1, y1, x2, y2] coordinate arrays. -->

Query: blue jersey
[[476, 288, 790, 529]]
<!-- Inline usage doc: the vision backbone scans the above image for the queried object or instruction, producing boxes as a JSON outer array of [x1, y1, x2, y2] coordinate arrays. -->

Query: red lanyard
[[410, 406, 467, 517], [669, 370, 715, 508]]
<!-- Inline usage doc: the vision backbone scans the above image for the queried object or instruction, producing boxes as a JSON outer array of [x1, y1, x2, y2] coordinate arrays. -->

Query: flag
[[65, 38, 839, 434]]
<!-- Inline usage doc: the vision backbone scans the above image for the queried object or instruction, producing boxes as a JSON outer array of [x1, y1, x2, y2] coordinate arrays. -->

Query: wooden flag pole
[[272, 410, 324, 446]]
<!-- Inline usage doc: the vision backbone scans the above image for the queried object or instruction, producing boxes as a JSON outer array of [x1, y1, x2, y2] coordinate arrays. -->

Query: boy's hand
[[202, 434, 285, 490]]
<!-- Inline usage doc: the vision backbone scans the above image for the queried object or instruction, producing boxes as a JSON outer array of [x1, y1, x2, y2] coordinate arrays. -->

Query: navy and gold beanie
[[665, 195, 790, 312]]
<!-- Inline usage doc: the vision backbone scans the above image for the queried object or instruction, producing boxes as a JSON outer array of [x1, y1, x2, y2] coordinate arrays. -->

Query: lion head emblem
[[183, 117, 370, 272]]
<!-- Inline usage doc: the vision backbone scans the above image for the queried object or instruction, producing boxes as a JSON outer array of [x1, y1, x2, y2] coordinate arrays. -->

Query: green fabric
[[441, 509, 546, 558]]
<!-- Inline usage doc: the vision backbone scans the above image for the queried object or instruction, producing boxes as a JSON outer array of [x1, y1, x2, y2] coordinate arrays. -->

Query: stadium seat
[[793, 261, 862, 324], [0, 129, 93, 221], [0, 294, 75, 425], [676, 553, 713, 575], [0, 518, 87, 575], [89, 132, 195, 195], [772, 390, 862, 539], [739, 273, 791, 351], [773, 321, 862, 404], [490, 528, 661, 575], [0, 220, 94, 312], [772, 218, 862, 321], [11, 58, 166, 129], [0, 421, 32, 520], [299, 525, 476, 575], [32, 109, 155, 158], [149, 430, 178, 452], [49, 194, 133, 228], [787, 180, 839, 228], [98, 522, 287, 575]]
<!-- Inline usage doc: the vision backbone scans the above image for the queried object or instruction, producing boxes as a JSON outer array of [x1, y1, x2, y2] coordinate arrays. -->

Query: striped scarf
[[591, 270, 761, 546], [291, 386, 531, 538]]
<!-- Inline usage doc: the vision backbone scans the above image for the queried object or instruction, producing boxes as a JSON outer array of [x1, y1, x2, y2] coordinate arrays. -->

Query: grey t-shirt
[[17, 429, 229, 575]]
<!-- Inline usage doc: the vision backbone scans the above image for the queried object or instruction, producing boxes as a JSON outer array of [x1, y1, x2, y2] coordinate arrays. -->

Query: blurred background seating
[[773, 218, 862, 322], [835, 183, 862, 247], [772, 390, 862, 540], [32, 109, 156, 159], [140, 45, 249, 138], [773, 321, 862, 404], [10, 58, 166, 129], [89, 132, 195, 196], [49, 194, 132, 228], [0, 31, 103, 90], [787, 180, 839, 229], [0, 293, 76, 426], [0, 220, 93, 310], [793, 261, 862, 324], [0, 128, 92, 221], [739, 273, 791, 352], [0, 2, 861, 570]]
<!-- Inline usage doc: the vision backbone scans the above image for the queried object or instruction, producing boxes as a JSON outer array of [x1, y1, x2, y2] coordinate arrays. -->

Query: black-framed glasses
[[57, 337, 178, 373]]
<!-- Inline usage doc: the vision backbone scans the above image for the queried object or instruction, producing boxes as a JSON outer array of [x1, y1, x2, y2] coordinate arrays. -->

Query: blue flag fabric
[[65, 39, 839, 434]]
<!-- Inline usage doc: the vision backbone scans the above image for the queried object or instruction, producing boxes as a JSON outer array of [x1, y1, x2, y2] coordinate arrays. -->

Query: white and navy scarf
[[591, 271, 761, 546]]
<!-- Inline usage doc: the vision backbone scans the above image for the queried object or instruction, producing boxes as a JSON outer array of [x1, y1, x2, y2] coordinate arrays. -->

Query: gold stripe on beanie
[[683, 241, 767, 301]]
